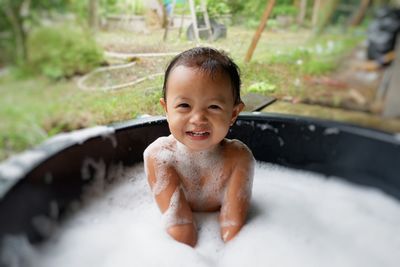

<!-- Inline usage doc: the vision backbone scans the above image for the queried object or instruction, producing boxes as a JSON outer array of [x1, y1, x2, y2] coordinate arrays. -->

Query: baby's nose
[[190, 110, 208, 125]]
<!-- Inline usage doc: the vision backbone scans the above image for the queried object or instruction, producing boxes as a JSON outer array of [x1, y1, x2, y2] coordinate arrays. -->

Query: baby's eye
[[177, 103, 190, 108], [209, 105, 221, 110]]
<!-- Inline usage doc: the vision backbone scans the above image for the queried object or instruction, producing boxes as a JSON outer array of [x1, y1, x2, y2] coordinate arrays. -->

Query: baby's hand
[[167, 223, 197, 247]]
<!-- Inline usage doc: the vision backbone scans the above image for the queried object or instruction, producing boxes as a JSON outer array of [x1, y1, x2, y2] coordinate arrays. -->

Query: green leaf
[[247, 81, 276, 94]]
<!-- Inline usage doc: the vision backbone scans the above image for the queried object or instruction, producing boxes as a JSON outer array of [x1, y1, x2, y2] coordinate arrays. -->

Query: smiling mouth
[[186, 131, 210, 137]]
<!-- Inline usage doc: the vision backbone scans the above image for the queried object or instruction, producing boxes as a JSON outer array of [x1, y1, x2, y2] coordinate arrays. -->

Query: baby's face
[[161, 65, 243, 152]]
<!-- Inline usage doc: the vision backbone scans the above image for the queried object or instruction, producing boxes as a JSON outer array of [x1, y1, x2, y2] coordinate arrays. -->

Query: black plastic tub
[[0, 113, 400, 246]]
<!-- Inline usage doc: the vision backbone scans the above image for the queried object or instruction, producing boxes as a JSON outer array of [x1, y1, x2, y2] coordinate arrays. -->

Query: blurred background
[[1, 0, 400, 161]]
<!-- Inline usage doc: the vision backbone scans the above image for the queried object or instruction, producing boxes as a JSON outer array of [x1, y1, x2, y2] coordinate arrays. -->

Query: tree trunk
[[383, 35, 400, 117], [297, 0, 308, 25], [315, 0, 339, 35], [88, 0, 98, 30], [157, 0, 168, 28], [245, 0, 276, 63], [312, 0, 321, 29], [3, 0, 27, 65], [349, 0, 370, 26]]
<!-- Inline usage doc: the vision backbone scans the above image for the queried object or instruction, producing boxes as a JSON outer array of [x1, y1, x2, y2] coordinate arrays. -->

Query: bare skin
[[143, 66, 254, 247]]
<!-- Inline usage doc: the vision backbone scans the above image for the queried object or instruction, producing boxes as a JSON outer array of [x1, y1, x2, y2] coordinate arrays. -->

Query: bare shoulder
[[223, 139, 254, 163], [143, 135, 177, 183], [143, 135, 176, 161]]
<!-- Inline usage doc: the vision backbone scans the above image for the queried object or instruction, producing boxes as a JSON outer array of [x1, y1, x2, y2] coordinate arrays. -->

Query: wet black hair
[[162, 47, 242, 105]]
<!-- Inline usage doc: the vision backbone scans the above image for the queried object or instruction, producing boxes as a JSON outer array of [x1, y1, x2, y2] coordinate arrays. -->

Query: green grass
[[236, 29, 363, 100], [267, 31, 363, 75], [0, 26, 364, 161], [0, 73, 163, 160]]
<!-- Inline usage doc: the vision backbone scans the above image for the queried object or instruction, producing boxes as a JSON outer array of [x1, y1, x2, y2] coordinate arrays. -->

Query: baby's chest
[[174, 161, 229, 207], [178, 166, 226, 189]]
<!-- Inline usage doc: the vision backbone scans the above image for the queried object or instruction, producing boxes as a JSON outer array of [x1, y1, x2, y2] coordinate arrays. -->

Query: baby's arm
[[144, 154, 197, 247], [220, 146, 254, 242]]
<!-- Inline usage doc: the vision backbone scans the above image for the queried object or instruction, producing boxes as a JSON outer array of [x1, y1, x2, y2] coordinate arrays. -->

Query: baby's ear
[[232, 102, 245, 119], [160, 98, 167, 112]]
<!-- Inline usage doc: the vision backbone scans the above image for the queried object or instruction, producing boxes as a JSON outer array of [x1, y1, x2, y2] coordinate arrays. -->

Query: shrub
[[206, 0, 231, 18], [272, 5, 298, 18], [0, 35, 14, 66], [27, 23, 103, 79], [247, 81, 276, 94]]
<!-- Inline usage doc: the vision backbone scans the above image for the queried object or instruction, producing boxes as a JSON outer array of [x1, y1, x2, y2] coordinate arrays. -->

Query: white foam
[[324, 127, 340, 135], [152, 173, 170, 196], [80, 158, 107, 200], [278, 137, 285, 147], [256, 123, 278, 133], [4, 162, 400, 267], [144, 137, 174, 197], [163, 187, 192, 229], [174, 139, 225, 209]]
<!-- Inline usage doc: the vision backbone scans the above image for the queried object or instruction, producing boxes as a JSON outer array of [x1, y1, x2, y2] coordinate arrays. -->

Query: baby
[[143, 47, 254, 247]]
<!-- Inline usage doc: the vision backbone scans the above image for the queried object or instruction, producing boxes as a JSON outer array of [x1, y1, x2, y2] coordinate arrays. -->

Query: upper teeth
[[192, 132, 206, 136]]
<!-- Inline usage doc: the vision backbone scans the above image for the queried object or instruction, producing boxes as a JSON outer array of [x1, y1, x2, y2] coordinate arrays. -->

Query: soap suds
[[257, 123, 279, 133], [152, 173, 170, 196], [174, 140, 224, 209], [162, 187, 192, 229], [324, 128, 340, 135], [3, 162, 399, 267]]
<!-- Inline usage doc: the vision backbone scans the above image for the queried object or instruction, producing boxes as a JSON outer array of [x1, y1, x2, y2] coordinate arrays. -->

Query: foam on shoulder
[[143, 135, 175, 163], [143, 135, 176, 196]]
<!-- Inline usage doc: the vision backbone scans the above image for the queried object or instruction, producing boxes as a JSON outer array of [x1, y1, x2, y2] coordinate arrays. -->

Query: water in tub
[[1, 162, 400, 267]]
